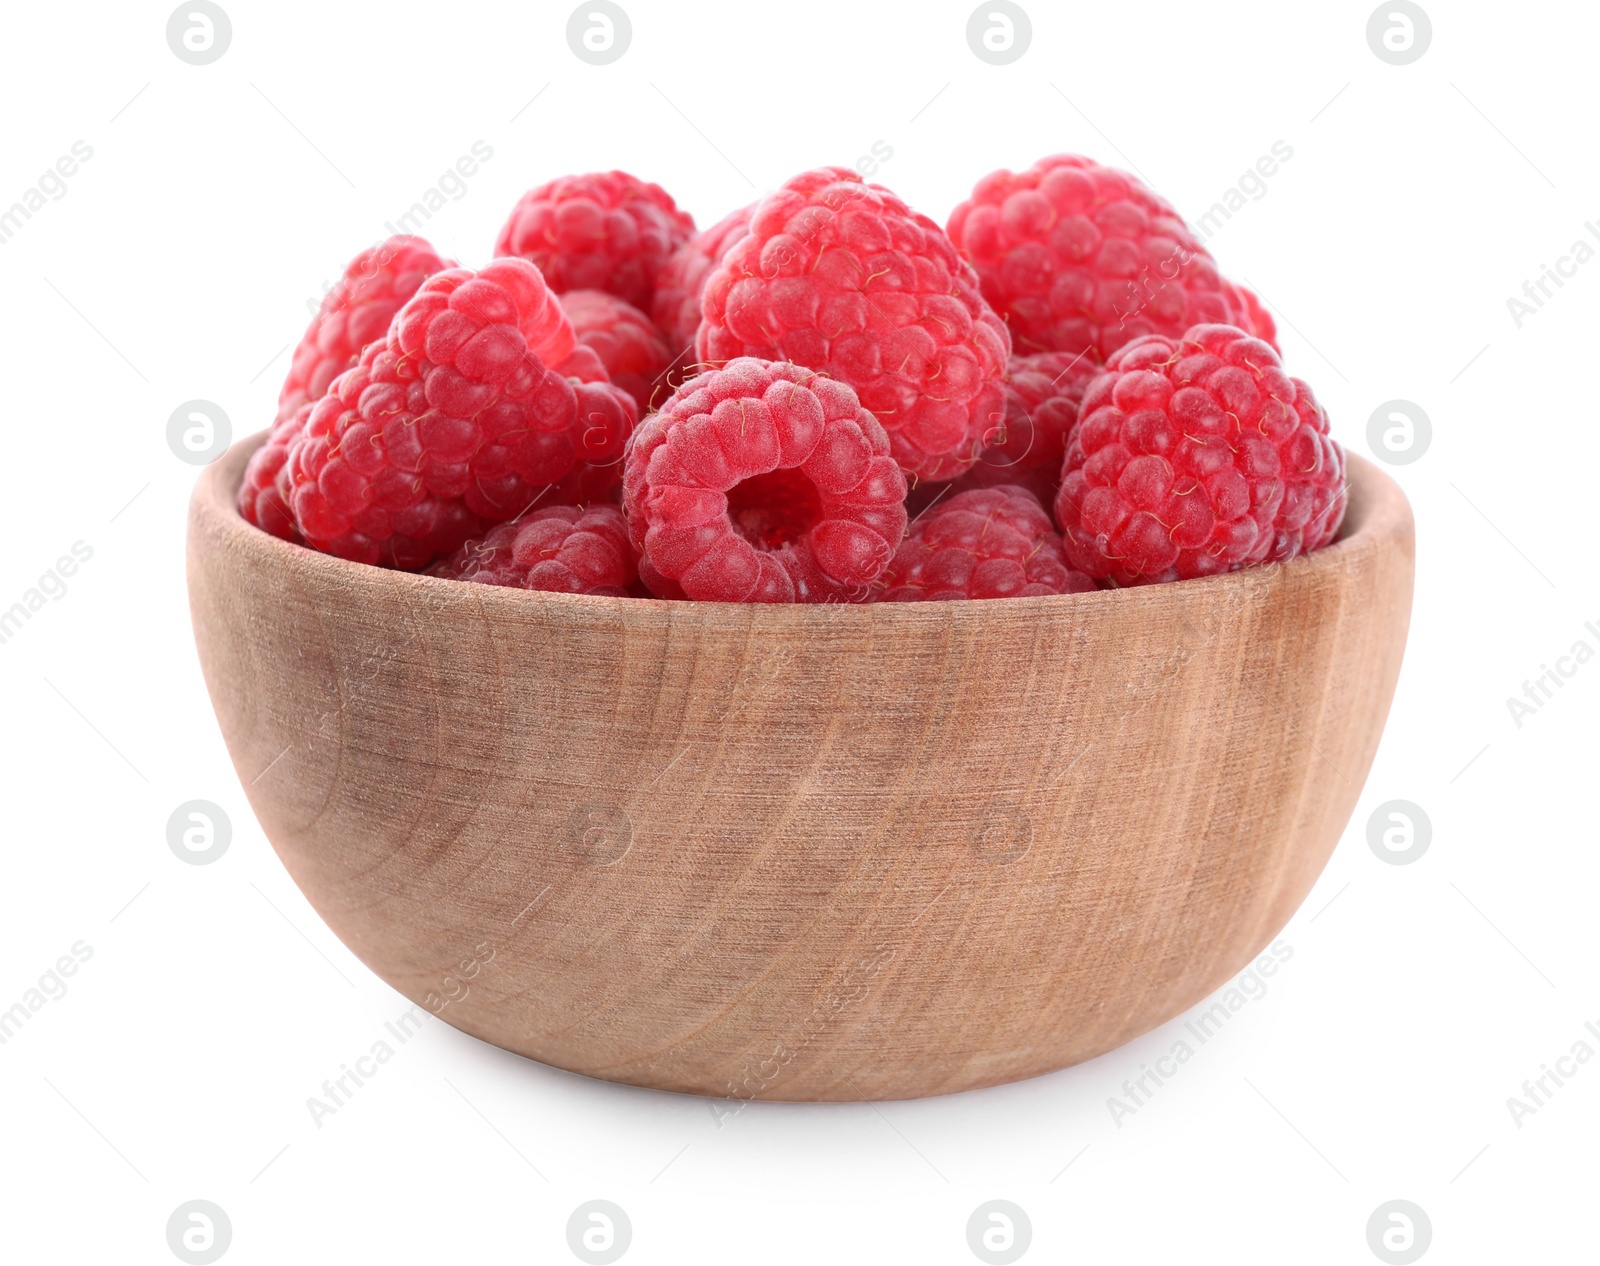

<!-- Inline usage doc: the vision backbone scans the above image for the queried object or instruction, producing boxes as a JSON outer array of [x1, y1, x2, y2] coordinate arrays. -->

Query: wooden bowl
[[188, 436, 1413, 1101]]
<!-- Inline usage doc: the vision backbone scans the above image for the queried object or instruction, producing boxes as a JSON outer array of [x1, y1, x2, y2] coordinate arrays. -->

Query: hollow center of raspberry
[[725, 468, 824, 551]]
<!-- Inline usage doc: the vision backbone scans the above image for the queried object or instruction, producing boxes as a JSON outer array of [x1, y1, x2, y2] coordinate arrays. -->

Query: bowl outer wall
[[187, 436, 1414, 1101]]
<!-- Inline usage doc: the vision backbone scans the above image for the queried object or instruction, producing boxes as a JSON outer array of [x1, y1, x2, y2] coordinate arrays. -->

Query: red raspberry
[[540, 456, 627, 508], [1229, 281, 1277, 349], [258, 238, 454, 531], [237, 403, 310, 541], [559, 289, 675, 415], [540, 346, 633, 508], [283, 259, 635, 569], [947, 155, 1275, 363], [552, 343, 609, 383], [624, 358, 908, 602], [696, 167, 1010, 482], [560, 375, 637, 506], [430, 504, 636, 596], [650, 203, 754, 351], [278, 236, 452, 421], [1055, 324, 1346, 586], [877, 485, 1096, 601], [494, 171, 695, 310], [953, 350, 1101, 505]]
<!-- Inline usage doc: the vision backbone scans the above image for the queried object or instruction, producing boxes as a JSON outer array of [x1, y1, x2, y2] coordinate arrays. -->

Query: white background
[[1, 1, 1595, 1262]]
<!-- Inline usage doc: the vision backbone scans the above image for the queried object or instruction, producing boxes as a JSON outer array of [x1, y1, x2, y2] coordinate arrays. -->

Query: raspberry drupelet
[[278, 236, 453, 422], [695, 167, 1011, 482], [247, 237, 454, 538], [282, 258, 636, 569], [237, 402, 311, 542], [953, 350, 1102, 505], [494, 171, 695, 311], [430, 504, 636, 596], [876, 485, 1097, 601], [623, 358, 908, 602], [1054, 323, 1346, 586], [650, 203, 754, 352], [558, 289, 675, 415], [947, 155, 1275, 364]]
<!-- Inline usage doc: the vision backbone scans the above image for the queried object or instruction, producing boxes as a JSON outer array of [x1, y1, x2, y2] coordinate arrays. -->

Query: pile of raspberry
[[241, 158, 1345, 601]]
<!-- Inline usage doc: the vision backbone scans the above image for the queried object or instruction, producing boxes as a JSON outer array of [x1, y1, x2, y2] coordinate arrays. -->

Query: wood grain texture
[[187, 436, 1413, 1101]]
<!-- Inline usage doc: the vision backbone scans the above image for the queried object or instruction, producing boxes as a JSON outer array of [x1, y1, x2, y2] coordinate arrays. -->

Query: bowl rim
[[194, 431, 1412, 620]]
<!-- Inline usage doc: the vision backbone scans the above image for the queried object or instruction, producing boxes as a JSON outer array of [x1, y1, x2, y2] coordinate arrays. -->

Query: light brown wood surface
[[187, 436, 1414, 1101]]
